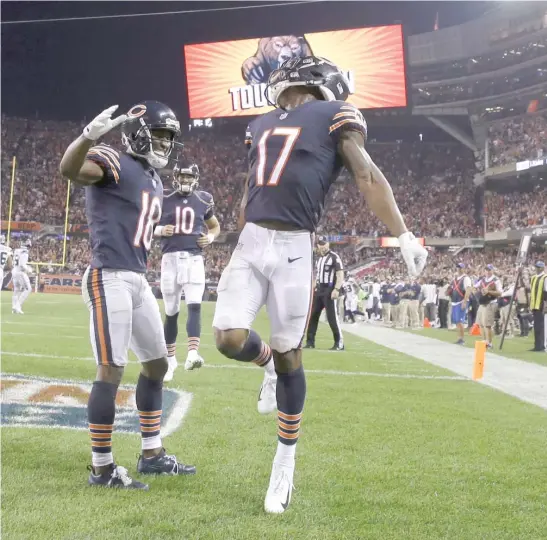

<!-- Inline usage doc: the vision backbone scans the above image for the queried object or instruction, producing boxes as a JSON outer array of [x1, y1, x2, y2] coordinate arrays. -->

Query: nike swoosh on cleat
[[288, 257, 302, 263], [281, 488, 290, 510]]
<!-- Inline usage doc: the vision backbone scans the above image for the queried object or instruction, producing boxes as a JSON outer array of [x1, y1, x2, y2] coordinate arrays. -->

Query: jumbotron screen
[[184, 24, 408, 118]]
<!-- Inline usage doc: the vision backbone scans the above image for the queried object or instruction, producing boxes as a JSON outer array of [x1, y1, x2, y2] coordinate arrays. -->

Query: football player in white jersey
[[0, 234, 14, 291], [12, 239, 33, 314], [342, 276, 358, 323]]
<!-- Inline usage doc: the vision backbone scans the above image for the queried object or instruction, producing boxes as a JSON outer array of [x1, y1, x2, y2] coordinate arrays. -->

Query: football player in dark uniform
[[213, 56, 428, 513], [60, 101, 196, 490], [154, 163, 220, 381]]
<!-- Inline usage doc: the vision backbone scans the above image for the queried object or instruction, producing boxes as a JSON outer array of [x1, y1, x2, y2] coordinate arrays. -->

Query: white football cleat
[[163, 356, 178, 382], [264, 461, 295, 514], [184, 350, 204, 371], [12, 305, 24, 315], [257, 372, 277, 415]]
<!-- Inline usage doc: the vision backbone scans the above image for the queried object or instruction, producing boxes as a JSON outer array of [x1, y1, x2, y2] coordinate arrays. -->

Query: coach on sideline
[[305, 236, 345, 351]]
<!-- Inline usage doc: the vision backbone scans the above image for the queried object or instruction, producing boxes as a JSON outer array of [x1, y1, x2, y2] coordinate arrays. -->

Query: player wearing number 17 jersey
[[154, 163, 220, 381], [60, 101, 195, 491], [213, 56, 428, 514]]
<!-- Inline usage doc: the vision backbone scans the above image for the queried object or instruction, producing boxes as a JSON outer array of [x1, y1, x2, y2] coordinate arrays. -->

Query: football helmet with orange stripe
[[122, 101, 182, 169], [265, 56, 350, 108]]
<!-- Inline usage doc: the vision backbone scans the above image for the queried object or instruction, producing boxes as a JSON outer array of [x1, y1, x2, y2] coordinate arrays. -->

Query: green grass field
[[2, 292, 546, 540]]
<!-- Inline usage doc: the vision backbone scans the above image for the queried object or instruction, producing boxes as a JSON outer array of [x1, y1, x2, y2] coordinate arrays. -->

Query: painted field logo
[[1, 374, 192, 436]]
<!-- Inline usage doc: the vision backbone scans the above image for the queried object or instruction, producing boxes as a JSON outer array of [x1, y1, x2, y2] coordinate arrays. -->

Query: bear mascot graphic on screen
[[241, 35, 313, 84]]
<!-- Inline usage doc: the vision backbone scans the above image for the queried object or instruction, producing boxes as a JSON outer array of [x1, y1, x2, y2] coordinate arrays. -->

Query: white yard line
[[340, 323, 547, 410], [0, 351, 465, 381], [0, 329, 439, 371]]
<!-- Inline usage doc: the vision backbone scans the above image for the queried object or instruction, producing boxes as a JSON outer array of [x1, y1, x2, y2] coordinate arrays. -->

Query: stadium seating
[[1, 114, 545, 278]]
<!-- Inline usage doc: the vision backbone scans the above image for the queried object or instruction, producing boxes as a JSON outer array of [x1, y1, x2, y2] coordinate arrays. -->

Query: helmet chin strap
[[122, 133, 169, 169]]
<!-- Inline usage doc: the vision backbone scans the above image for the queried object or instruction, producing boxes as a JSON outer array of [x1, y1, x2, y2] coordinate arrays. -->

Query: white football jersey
[[372, 282, 381, 298], [0, 245, 12, 270], [13, 247, 29, 271]]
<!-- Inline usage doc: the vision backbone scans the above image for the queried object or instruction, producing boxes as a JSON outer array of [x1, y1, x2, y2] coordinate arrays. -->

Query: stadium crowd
[[412, 35, 547, 84], [414, 64, 546, 106], [1, 113, 545, 280], [487, 112, 547, 167], [486, 187, 547, 230]]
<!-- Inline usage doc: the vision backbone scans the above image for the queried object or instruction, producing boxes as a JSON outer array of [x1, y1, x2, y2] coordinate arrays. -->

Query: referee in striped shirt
[[305, 236, 345, 350]]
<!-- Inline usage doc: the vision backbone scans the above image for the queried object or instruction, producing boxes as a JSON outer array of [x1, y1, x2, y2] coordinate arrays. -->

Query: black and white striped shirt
[[316, 251, 344, 288]]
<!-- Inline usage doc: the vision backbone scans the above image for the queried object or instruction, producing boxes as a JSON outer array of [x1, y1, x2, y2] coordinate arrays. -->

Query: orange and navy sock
[[188, 337, 200, 353], [186, 304, 201, 352], [274, 364, 306, 464], [136, 374, 163, 451], [253, 341, 272, 368], [87, 380, 117, 468], [230, 330, 272, 367], [164, 312, 179, 357]]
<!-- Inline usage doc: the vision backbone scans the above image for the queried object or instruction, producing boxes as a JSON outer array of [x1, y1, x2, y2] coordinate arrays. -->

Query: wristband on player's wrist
[[206, 232, 215, 244]]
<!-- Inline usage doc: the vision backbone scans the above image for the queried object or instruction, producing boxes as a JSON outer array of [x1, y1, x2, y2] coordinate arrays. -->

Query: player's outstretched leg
[[264, 349, 306, 514], [18, 275, 31, 311], [87, 366, 148, 490], [214, 328, 277, 415], [136, 358, 196, 476], [163, 310, 179, 382], [185, 303, 204, 371], [11, 278, 23, 314]]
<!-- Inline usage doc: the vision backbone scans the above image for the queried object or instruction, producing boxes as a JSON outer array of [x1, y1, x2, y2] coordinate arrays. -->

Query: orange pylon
[[473, 341, 486, 380], [469, 323, 481, 336]]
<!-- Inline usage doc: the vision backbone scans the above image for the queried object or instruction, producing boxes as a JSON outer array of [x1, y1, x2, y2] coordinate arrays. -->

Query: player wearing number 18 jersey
[[60, 101, 195, 491], [154, 163, 220, 381], [213, 56, 428, 514]]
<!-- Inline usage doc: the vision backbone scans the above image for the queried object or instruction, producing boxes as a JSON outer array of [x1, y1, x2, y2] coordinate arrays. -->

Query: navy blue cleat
[[88, 463, 149, 490], [137, 449, 196, 476]]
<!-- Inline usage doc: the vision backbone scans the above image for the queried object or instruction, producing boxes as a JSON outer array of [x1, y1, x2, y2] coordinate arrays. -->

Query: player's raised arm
[[337, 130, 427, 277], [338, 130, 407, 237], [60, 105, 127, 185]]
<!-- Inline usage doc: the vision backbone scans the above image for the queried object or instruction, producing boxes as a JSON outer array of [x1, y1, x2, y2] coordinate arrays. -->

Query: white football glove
[[398, 231, 428, 278], [82, 105, 128, 142]]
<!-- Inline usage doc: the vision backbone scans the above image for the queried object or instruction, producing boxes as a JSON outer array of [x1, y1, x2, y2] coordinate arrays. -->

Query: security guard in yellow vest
[[529, 261, 546, 352]]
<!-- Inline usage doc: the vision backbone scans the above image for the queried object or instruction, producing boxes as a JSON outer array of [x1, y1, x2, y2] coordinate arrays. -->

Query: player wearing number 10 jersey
[[154, 163, 220, 381], [60, 101, 196, 491], [213, 56, 428, 514]]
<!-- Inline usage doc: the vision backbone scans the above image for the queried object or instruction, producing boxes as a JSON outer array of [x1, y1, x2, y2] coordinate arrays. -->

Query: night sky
[[2, 1, 492, 121]]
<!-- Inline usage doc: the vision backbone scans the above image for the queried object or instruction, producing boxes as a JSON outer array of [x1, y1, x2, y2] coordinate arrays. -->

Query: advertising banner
[[40, 274, 82, 295]]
